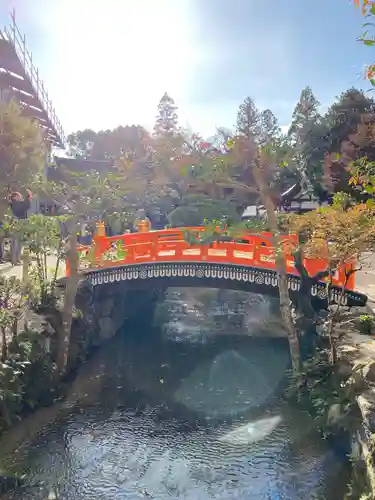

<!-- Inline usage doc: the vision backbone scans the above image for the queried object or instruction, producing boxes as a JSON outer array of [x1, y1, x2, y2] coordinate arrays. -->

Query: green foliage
[[67, 125, 150, 161], [236, 96, 260, 138], [103, 211, 133, 234], [350, 156, 375, 199], [0, 276, 25, 368], [288, 86, 322, 144], [287, 86, 329, 196], [285, 350, 361, 438], [0, 331, 57, 430], [332, 192, 357, 210], [0, 100, 45, 208], [168, 206, 202, 227], [259, 109, 281, 146], [3, 214, 65, 306], [168, 195, 240, 227], [325, 88, 375, 153], [0, 273, 58, 430], [359, 314, 374, 335], [61, 85, 375, 223]]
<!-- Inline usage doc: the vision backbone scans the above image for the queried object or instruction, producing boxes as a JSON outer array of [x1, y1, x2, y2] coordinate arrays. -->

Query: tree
[[259, 109, 280, 146], [229, 135, 302, 372], [56, 217, 79, 375], [0, 100, 45, 215], [325, 88, 375, 153], [236, 97, 260, 140], [182, 95, 303, 371], [67, 125, 150, 162], [4, 214, 65, 307], [152, 94, 187, 204], [154, 93, 180, 139], [286, 202, 375, 361], [168, 194, 240, 227], [288, 87, 321, 144], [28, 169, 135, 374], [324, 114, 375, 197], [288, 87, 328, 195]]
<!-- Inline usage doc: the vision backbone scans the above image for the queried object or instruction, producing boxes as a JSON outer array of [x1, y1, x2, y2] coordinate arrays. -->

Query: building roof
[[0, 12, 65, 147], [53, 156, 113, 172]]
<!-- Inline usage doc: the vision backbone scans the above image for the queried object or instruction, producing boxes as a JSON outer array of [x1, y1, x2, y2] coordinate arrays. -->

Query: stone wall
[[73, 280, 164, 350], [337, 323, 375, 497]]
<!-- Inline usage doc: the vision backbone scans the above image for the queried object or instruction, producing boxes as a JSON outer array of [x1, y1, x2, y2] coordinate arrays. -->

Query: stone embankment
[[0, 257, 162, 352], [338, 255, 375, 497]]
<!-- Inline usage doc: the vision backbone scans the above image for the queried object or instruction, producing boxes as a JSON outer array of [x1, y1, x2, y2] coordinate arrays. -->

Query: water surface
[[1, 289, 349, 499]]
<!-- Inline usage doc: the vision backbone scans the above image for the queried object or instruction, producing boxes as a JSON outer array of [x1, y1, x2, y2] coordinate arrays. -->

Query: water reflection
[[1, 288, 348, 499], [174, 348, 288, 418]]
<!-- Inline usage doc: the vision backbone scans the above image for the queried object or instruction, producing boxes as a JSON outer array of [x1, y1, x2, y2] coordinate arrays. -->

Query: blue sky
[[0, 0, 372, 140]]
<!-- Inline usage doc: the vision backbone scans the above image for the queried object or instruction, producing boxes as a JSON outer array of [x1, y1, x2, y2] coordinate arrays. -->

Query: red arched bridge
[[68, 225, 367, 310]]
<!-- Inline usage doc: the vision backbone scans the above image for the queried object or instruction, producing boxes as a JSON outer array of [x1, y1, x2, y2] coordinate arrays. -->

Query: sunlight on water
[[174, 347, 289, 417], [218, 415, 282, 445]]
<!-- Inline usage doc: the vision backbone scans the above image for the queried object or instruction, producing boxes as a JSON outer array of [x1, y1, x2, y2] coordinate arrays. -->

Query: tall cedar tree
[[288, 87, 328, 196]]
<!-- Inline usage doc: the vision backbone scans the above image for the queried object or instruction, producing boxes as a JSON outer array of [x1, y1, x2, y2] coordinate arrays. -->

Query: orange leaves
[[354, 0, 375, 83], [286, 204, 375, 265], [365, 64, 375, 80], [354, 0, 374, 15]]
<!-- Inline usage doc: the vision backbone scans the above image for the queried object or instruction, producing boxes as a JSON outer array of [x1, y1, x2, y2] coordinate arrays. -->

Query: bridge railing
[[67, 227, 356, 291]]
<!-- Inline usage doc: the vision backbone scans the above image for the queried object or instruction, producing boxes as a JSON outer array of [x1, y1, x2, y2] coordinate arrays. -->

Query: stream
[[0, 288, 350, 499]]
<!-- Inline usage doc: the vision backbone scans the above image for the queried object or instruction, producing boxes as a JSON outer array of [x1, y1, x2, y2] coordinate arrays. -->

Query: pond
[[1, 288, 349, 499]]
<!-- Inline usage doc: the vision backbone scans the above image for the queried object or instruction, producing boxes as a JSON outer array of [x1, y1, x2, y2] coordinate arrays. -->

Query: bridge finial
[[95, 221, 106, 236]]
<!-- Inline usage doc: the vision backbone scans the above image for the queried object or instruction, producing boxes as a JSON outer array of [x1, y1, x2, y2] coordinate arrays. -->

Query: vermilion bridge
[[68, 225, 367, 310]]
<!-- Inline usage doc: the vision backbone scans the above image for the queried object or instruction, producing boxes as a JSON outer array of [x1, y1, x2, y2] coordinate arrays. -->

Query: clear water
[[0, 289, 349, 499]]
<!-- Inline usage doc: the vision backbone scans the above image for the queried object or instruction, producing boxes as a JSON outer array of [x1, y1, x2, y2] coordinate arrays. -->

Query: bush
[[0, 331, 58, 431], [359, 314, 374, 335]]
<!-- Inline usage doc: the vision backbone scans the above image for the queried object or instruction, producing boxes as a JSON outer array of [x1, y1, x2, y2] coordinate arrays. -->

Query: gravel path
[[0, 255, 65, 281]]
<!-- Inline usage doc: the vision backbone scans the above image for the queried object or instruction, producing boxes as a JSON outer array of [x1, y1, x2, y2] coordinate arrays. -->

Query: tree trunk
[[252, 163, 302, 373], [1, 326, 7, 362], [56, 217, 79, 375]]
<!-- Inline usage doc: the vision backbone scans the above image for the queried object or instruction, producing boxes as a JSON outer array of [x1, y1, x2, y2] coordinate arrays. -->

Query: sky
[[0, 0, 372, 143]]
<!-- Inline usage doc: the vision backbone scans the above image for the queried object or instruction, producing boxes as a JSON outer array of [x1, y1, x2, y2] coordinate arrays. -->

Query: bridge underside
[[82, 262, 367, 311]]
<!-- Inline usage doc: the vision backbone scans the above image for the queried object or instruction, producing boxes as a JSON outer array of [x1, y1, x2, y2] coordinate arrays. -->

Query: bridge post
[[92, 221, 108, 266], [95, 221, 106, 237]]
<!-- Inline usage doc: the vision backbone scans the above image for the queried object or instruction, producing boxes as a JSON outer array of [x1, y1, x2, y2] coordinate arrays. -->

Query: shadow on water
[[0, 289, 350, 499]]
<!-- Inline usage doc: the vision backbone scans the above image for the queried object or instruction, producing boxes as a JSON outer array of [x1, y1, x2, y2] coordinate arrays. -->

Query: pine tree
[[154, 93, 179, 138], [288, 86, 321, 144], [288, 87, 328, 196], [152, 93, 184, 200], [259, 109, 280, 146], [236, 97, 260, 139]]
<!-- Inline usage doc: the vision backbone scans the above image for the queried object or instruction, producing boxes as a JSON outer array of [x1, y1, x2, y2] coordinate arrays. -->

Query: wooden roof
[[0, 13, 64, 147]]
